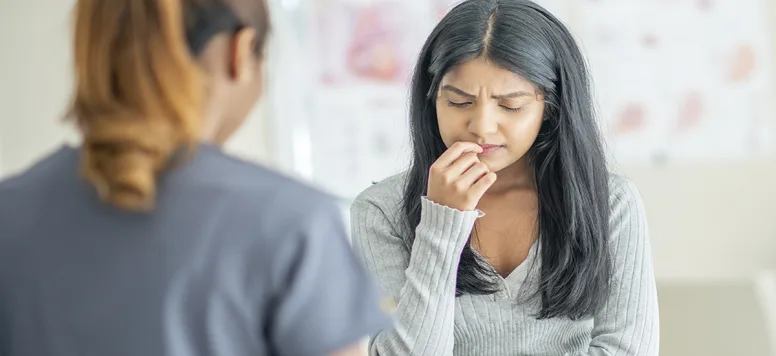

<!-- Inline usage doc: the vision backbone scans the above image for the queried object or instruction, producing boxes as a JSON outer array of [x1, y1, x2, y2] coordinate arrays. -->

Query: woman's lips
[[478, 144, 504, 155]]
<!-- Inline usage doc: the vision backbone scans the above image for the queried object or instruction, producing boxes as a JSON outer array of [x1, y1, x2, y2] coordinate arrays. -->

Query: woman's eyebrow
[[440, 85, 533, 100]]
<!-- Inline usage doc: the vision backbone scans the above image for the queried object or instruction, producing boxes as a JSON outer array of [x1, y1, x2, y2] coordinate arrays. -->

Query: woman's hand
[[426, 142, 497, 211]]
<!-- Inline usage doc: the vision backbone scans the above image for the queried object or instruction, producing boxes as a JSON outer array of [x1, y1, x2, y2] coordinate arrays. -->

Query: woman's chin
[[480, 159, 506, 173]]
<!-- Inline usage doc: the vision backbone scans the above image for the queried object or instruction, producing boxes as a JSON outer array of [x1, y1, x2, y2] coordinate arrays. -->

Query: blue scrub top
[[0, 144, 392, 356]]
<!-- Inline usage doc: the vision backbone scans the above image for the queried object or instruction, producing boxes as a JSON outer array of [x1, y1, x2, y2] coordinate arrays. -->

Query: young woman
[[0, 1, 390, 355], [351, 0, 659, 355]]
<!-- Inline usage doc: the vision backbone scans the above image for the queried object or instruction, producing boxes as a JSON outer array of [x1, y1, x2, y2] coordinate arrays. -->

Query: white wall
[[622, 160, 776, 282], [0, 0, 79, 176]]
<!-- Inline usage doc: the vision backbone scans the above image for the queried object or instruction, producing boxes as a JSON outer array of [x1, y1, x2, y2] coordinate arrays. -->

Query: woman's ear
[[229, 27, 259, 82]]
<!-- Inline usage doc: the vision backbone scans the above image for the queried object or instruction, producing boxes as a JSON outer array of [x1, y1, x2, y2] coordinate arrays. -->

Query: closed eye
[[500, 105, 523, 113], [447, 100, 471, 108]]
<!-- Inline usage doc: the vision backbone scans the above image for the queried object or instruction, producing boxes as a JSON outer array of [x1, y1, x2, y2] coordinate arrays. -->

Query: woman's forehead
[[441, 58, 535, 93]]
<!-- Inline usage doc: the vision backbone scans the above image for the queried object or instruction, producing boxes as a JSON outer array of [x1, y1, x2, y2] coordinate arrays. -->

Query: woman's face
[[435, 57, 545, 173]]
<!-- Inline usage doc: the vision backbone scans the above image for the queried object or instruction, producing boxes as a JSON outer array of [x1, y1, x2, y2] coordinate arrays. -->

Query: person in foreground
[[350, 0, 659, 355], [0, 0, 390, 355]]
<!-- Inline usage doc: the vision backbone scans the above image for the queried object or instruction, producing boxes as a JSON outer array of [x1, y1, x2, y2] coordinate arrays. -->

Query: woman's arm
[[577, 178, 660, 356], [351, 194, 479, 356]]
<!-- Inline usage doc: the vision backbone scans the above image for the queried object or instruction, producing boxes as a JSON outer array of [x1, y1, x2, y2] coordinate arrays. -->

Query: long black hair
[[402, 0, 612, 320]]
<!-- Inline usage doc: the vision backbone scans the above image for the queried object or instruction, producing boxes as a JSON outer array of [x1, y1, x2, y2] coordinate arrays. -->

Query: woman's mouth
[[478, 144, 504, 155]]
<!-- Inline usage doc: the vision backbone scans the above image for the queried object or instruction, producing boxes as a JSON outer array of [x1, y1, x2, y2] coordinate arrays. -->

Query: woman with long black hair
[[351, 0, 659, 355]]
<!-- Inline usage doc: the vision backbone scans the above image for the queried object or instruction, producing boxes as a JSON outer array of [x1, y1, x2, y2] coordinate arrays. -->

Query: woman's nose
[[468, 104, 499, 137]]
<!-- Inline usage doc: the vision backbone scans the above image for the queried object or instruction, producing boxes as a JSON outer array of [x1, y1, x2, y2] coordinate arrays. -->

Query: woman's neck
[[486, 157, 535, 196], [199, 103, 230, 146]]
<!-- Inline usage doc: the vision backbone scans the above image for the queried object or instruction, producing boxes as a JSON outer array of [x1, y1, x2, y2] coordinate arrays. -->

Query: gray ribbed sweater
[[350, 173, 659, 356]]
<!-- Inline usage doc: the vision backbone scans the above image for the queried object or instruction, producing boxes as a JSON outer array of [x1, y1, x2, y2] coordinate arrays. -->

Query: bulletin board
[[264, 0, 775, 200]]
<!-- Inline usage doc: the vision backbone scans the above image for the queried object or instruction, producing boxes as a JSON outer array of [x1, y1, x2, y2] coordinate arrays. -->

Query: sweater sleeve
[[574, 178, 660, 356], [351, 194, 480, 356]]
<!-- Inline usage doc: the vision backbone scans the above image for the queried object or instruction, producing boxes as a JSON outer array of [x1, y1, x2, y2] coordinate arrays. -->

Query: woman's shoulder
[[606, 173, 649, 248], [351, 172, 409, 231], [608, 173, 645, 210], [353, 172, 407, 207]]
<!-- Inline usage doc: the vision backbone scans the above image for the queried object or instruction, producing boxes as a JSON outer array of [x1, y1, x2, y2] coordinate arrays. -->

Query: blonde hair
[[68, 0, 269, 211]]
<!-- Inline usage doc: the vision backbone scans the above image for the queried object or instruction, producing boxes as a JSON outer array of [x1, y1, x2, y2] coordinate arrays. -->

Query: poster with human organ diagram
[[273, 0, 774, 199], [573, 0, 774, 162]]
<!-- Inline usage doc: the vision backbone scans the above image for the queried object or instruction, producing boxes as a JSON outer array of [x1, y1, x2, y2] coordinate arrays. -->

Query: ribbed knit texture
[[351, 173, 659, 356]]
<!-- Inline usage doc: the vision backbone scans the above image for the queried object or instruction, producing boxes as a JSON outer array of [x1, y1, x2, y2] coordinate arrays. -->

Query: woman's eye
[[501, 105, 523, 113], [447, 101, 471, 108]]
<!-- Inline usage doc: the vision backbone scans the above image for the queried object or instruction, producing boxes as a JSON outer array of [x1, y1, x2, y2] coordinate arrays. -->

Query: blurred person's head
[[403, 0, 611, 320], [68, 0, 270, 211]]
